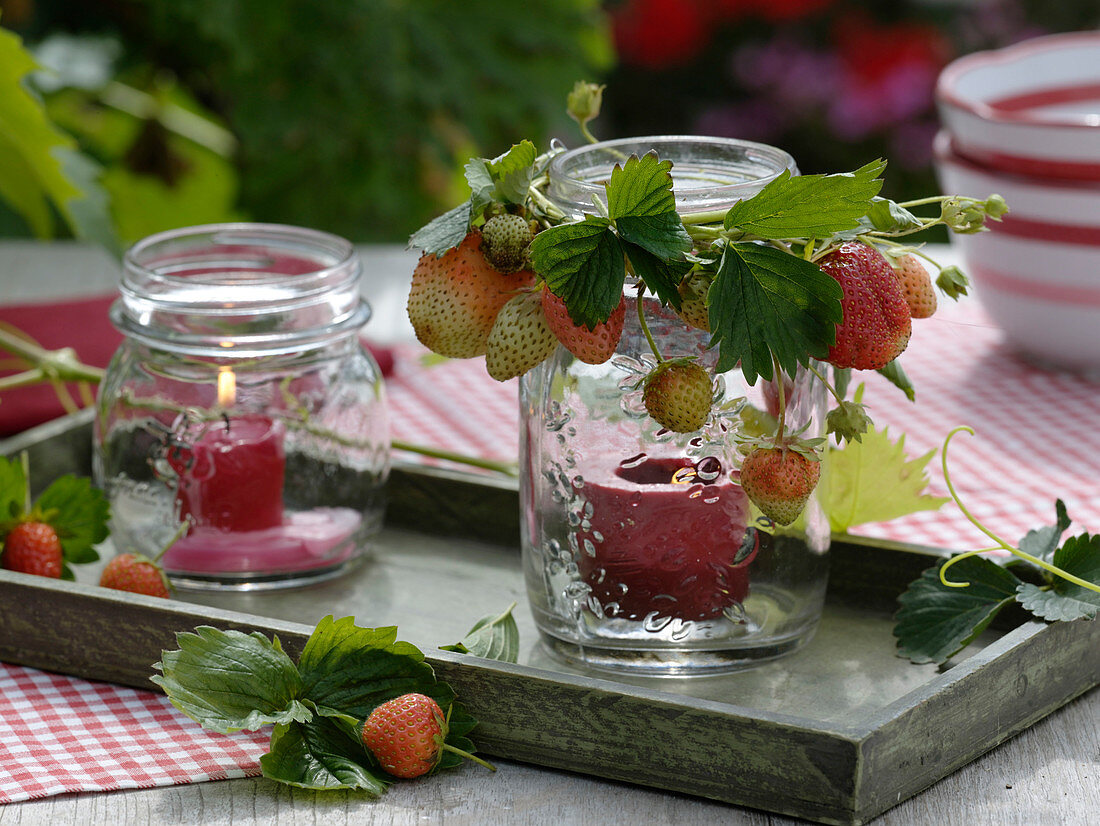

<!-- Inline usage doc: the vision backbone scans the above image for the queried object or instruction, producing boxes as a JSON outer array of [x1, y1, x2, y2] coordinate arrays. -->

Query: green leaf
[[296, 616, 452, 719], [261, 717, 388, 794], [408, 199, 472, 256], [33, 475, 108, 564], [709, 242, 842, 382], [529, 217, 625, 328], [895, 556, 1023, 665], [152, 627, 309, 734], [825, 427, 949, 532], [0, 27, 112, 243], [1016, 533, 1100, 621], [487, 140, 537, 205], [440, 603, 520, 663], [606, 153, 692, 260], [1016, 499, 1071, 565], [623, 241, 689, 309], [0, 456, 27, 524], [859, 197, 923, 234], [877, 359, 915, 402], [723, 160, 886, 239]]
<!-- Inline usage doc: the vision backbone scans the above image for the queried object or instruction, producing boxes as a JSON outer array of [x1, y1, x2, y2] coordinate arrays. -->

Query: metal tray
[[1, 411, 1097, 825]]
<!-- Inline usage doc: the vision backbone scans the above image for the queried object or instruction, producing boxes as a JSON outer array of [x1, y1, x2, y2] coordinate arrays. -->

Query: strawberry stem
[[938, 427, 1100, 594], [635, 290, 664, 364], [391, 440, 518, 476], [770, 354, 787, 446], [155, 519, 192, 563], [439, 742, 497, 772], [19, 451, 30, 515]]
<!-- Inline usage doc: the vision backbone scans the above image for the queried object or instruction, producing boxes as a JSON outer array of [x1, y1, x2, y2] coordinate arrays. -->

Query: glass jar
[[94, 223, 390, 590], [521, 137, 830, 676]]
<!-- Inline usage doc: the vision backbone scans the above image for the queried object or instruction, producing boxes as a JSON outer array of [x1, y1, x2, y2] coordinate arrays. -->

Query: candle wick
[[222, 411, 231, 434]]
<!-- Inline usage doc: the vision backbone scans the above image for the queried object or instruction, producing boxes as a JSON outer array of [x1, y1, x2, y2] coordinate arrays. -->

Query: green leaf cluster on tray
[[152, 613, 512, 793], [895, 497, 1100, 666]]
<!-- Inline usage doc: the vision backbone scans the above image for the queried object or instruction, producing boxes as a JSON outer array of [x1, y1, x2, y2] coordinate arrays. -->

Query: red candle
[[168, 414, 286, 532], [574, 456, 757, 622]]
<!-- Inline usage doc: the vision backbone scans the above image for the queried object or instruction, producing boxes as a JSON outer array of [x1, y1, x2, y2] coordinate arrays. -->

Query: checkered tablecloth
[[4, 293, 1099, 805]]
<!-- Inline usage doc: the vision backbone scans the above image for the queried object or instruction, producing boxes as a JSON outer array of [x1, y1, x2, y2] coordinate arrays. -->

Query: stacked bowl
[[934, 31, 1100, 373]]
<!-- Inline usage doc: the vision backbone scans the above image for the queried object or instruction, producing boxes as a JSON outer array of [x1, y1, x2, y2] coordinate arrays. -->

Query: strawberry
[[407, 231, 536, 359], [480, 214, 533, 274], [739, 446, 821, 526], [540, 287, 625, 364], [891, 253, 937, 319], [1, 522, 62, 578], [99, 553, 171, 598], [484, 290, 558, 381], [361, 693, 494, 779], [675, 271, 711, 332], [642, 359, 713, 433], [817, 242, 911, 371]]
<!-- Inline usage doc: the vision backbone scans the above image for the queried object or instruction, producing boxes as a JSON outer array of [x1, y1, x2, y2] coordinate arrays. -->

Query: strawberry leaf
[[486, 140, 538, 205], [894, 556, 1022, 665], [1016, 499, 1071, 566], [723, 160, 885, 239], [408, 200, 472, 256], [877, 359, 915, 401], [33, 474, 107, 564], [709, 242, 842, 382], [152, 627, 310, 734], [623, 241, 690, 309], [1016, 533, 1100, 621], [824, 427, 948, 532], [0, 455, 27, 526], [296, 616, 453, 719], [440, 603, 520, 663], [606, 153, 692, 261], [261, 717, 388, 794], [529, 217, 625, 328], [438, 702, 481, 771]]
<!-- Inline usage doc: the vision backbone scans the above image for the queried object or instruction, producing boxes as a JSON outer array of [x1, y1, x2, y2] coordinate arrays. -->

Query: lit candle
[[167, 367, 286, 532]]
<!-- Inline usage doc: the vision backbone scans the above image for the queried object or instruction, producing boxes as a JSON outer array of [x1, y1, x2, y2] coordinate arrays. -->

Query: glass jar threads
[[94, 223, 390, 589]]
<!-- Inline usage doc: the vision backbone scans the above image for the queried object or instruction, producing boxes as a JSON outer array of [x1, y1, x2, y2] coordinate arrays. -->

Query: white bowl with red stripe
[[934, 131, 1100, 373], [936, 32, 1100, 181]]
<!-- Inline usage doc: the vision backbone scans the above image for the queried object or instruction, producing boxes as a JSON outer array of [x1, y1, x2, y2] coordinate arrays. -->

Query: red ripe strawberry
[[100, 553, 171, 598], [817, 242, 911, 370], [540, 287, 625, 364], [739, 446, 821, 526], [362, 693, 447, 779], [642, 359, 713, 433], [891, 253, 937, 319], [1, 522, 62, 578], [407, 232, 536, 359], [485, 290, 558, 381]]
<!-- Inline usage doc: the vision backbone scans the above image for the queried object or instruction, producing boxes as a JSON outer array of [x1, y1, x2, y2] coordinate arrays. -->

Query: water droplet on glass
[[696, 456, 722, 480], [563, 582, 591, 601], [642, 612, 673, 632], [591, 530, 604, 543], [582, 538, 596, 557], [669, 621, 694, 641], [724, 601, 747, 624], [620, 453, 648, 469]]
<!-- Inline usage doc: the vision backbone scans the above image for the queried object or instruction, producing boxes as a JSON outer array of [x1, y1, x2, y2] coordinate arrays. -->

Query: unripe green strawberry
[[891, 253, 937, 319], [407, 231, 535, 359], [739, 446, 821, 526], [100, 552, 171, 598], [675, 272, 711, 332], [1, 522, 62, 578], [818, 242, 911, 371], [485, 290, 558, 381], [481, 214, 534, 274], [642, 359, 713, 433], [541, 287, 625, 364]]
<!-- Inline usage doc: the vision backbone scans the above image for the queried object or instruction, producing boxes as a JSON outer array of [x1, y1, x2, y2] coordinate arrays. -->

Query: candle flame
[[217, 367, 237, 407]]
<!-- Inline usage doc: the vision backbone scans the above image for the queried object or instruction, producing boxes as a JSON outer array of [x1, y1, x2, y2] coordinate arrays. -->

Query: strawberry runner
[[2, 291, 1100, 803]]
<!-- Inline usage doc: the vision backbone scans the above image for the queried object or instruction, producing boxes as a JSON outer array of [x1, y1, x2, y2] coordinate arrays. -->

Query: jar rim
[[547, 135, 797, 217], [115, 222, 370, 357]]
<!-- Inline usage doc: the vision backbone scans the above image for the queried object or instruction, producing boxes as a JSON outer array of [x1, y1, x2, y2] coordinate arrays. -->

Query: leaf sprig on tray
[[153, 611, 518, 792], [894, 428, 1100, 666]]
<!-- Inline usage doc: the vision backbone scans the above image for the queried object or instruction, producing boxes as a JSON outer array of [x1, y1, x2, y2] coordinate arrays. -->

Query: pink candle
[[574, 456, 757, 622], [167, 414, 286, 532]]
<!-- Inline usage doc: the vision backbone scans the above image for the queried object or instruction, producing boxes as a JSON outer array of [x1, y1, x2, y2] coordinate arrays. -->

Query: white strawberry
[[485, 290, 558, 381]]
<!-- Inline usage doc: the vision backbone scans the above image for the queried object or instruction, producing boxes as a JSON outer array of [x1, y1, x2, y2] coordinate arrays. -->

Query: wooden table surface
[[1, 241, 1096, 826]]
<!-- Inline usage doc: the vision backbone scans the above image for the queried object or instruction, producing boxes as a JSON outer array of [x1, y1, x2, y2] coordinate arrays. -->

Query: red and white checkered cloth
[[4, 294, 1099, 805], [0, 661, 267, 804]]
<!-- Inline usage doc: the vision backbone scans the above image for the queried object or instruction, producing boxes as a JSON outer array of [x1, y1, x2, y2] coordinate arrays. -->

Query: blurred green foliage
[[0, 0, 612, 245]]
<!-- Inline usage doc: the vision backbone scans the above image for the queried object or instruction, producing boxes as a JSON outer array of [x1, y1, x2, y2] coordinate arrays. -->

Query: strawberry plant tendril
[[938, 426, 1100, 594]]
